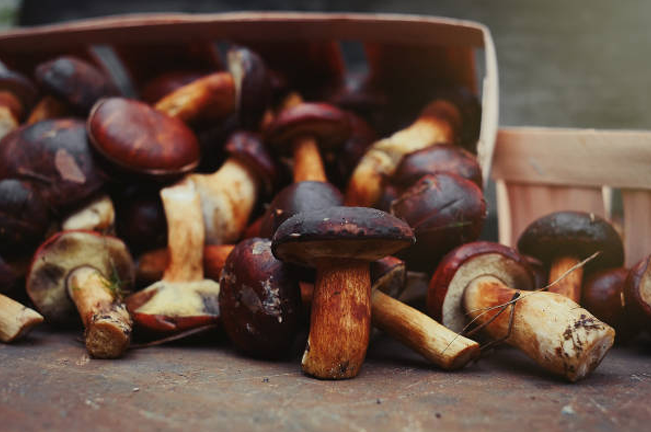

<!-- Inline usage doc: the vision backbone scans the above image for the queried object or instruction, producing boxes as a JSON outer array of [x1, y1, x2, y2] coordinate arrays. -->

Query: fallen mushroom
[[0, 61, 37, 139], [0, 293, 43, 343], [272, 206, 415, 379], [624, 255, 651, 333], [428, 241, 615, 382], [518, 211, 624, 303]]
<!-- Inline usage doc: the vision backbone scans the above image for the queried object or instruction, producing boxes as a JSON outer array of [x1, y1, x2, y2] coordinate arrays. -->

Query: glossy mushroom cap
[[87, 97, 200, 179], [517, 211, 624, 272], [0, 119, 105, 211], [0, 179, 49, 253], [219, 238, 302, 359], [227, 45, 271, 129], [265, 102, 351, 153], [624, 255, 651, 331], [26, 231, 134, 325], [35, 56, 118, 114], [259, 181, 343, 238], [427, 241, 535, 333], [391, 173, 486, 272], [272, 206, 414, 267], [224, 131, 277, 195], [140, 70, 206, 104], [0, 64, 38, 115], [392, 144, 482, 189]]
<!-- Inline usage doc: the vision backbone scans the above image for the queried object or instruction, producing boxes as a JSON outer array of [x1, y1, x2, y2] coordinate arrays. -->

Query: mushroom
[[517, 211, 624, 303], [140, 70, 206, 104], [0, 293, 43, 343], [623, 255, 651, 333], [125, 178, 220, 335], [330, 111, 377, 188], [61, 195, 115, 234], [114, 185, 167, 254], [428, 241, 615, 382], [0, 61, 37, 139], [390, 173, 486, 272], [272, 206, 415, 379], [0, 179, 49, 254], [26, 230, 134, 357], [219, 238, 302, 359]]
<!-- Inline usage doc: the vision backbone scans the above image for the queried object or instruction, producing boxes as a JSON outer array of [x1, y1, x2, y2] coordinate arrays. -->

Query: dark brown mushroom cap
[[517, 211, 624, 272], [272, 206, 414, 267], [370, 256, 406, 298], [0, 65, 38, 111], [265, 102, 351, 152], [427, 241, 534, 332], [391, 173, 486, 273], [26, 230, 134, 326], [87, 98, 200, 179], [219, 238, 302, 359], [0, 179, 49, 253], [227, 46, 271, 130], [0, 119, 105, 211], [433, 87, 482, 152], [392, 144, 482, 189], [624, 255, 651, 330], [259, 181, 343, 239], [35, 56, 118, 114], [140, 70, 206, 104], [224, 131, 277, 195]]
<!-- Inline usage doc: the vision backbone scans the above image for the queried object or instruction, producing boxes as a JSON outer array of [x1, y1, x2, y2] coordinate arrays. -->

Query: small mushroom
[[0, 61, 37, 139], [623, 255, 651, 333], [272, 206, 414, 379], [61, 195, 115, 234], [518, 211, 624, 302], [0, 293, 43, 343], [428, 241, 615, 382], [219, 238, 302, 359]]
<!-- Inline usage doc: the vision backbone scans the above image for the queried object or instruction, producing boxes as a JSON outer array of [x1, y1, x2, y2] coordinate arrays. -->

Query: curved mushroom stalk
[[345, 99, 462, 207], [0, 294, 43, 343]]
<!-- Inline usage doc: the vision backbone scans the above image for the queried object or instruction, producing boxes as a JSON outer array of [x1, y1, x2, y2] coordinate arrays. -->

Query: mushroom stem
[[548, 255, 583, 302], [293, 136, 327, 182], [26, 95, 69, 124], [463, 275, 615, 382], [62, 195, 115, 233], [303, 259, 371, 379], [67, 266, 132, 358], [0, 294, 43, 343], [345, 99, 460, 207]]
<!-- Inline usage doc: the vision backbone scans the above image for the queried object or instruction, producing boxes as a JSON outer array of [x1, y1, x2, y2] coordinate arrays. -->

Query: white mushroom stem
[[190, 158, 259, 245], [62, 195, 115, 233], [463, 275, 615, 382], [67, 266, 132, 358], [345, 99, 460, 207], [0, 294, 43, 343]]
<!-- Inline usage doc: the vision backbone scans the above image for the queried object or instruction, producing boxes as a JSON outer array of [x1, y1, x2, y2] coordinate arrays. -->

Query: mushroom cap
[[391, 173, 486, 272], [370, 256, 406, 298], [265, 102, 351, 153], [35, 56, 118, 113], [227, 45, 271, 129], [114, 185, 167, 254], [434, 87, 482, 152], [259, 181, 343, 238], [0, 66, 38, 111], [427, 241, 535, 333], [0, 119, 105, 211], [219, 238, 302, 359], [517, 211, 624, 272], [392, 144, 482, 189], [0, 179, 49, 254], [624, 255, 651, 330], [272, 206, 414, 267], [332, 111, 377, 187], [140, 70, 206, 104], [87, 97, 200, 179], [583, 267, 636, 339], [27, 230, 134, 326], [224, 131, 277, 195]]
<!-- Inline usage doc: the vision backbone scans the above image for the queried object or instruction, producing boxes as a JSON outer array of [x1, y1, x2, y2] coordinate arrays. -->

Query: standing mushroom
[[272, 207, 414, 379], [517, 211, 624, 303], [428, 241, 615, 382]]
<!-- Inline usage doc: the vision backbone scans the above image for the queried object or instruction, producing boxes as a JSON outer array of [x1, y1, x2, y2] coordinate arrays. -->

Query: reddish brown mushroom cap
[[0, 119, 105, 211], [0, 179, 49, 254], [224, 131, 277, 195], [272, 206, 414, 267], [391, 173, 486, 272], [87, 98, 200, 179], [624, 255, 651, 330], [428, 241, 535, 332], [517, 211, 624, 272], [266, 103, 351, 152], [227, 45, 271, 129], [26, 230, 134, 326], [35, 56, 118, 114]]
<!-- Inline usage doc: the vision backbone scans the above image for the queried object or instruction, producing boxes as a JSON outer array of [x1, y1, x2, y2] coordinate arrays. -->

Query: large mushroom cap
[[27, 230, 134, 325], [517, 211, 624, 271], [259, 181, 343, 238], [0, 179, 49, 253], [428, 241, 534, 333], [265, 102, 351, 152], [272, 206, 414, 267], [35, 56, 118, 113], [87, 97, 200, 179], [624, 255, 651, 330]]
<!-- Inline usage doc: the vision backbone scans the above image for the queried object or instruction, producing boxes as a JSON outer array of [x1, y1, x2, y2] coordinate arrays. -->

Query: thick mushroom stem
[[548, 255, 583, 302], [190, 158, 259, 245], [26, 95, 69, 124], [345, 99, 460, 207], [463, 275, 615, 382], [293, 136, 327, 182], [303, 259, 371, 379], [0, 294, 43, 343], [66, 266, 132, 358], [371, 290, 479, 370]]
